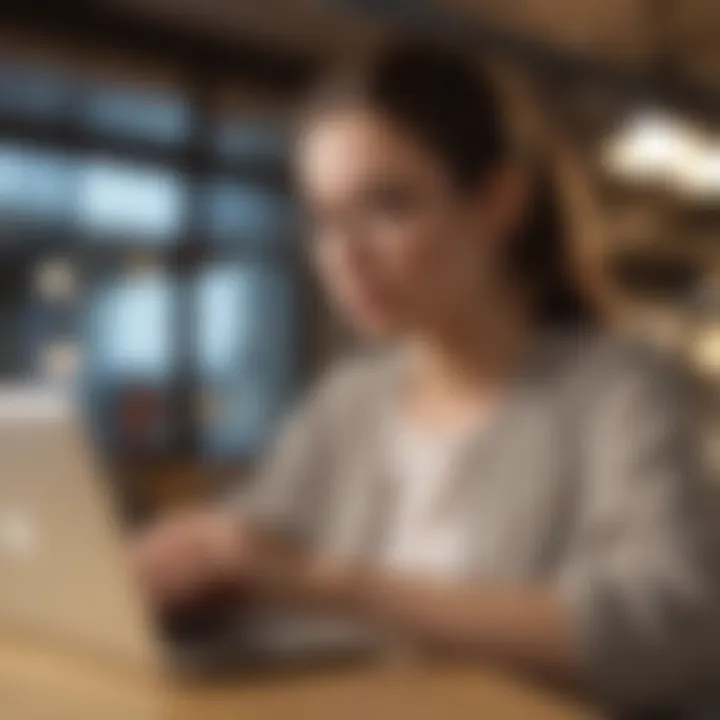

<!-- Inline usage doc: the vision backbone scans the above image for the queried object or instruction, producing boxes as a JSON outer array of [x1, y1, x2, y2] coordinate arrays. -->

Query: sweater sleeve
[[560, 349, 720, 713], [235, 397, 328, 544], [233, 357, 373, 546]]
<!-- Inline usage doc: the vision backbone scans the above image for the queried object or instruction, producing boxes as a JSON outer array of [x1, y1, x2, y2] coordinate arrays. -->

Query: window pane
[[206, 181, 294, 247], [76, 159, 185, 243], [83, 84, 190, 144], [84, 273, 174, 380], [214, 119, 288, 162], [0, 257, 80, 381], [0, 61, 73, 119], [0, 297, 27, 377], [0, 144, 75, 227], [197, 265, 296, 455], [82, 272, 175, 454]]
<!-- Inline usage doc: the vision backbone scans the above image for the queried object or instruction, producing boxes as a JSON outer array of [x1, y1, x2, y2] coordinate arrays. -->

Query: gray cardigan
[[241, 331, 720, 715]]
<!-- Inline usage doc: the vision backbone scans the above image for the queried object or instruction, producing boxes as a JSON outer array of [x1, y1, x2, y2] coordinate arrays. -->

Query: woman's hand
[[130, 509, 258, 610]]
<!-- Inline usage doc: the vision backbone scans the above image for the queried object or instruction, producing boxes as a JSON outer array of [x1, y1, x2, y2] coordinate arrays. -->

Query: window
[[0, 144, 75, 228], [82, 84, 191, 145], [76, 159, 186, 243], [214, 119, 288, 163], [197, 265, 296, 456], [206, 181, 293, 247], [0, 62, 73, 120], [0, 58, 301, 460], [85, 273, 174, 381]]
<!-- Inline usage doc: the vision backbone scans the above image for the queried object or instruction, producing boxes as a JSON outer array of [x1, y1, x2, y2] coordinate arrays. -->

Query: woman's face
[[296, 109, 510, 340]]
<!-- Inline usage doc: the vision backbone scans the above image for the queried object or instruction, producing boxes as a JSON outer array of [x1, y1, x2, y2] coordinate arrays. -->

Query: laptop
[[0, 384, 375, 675]]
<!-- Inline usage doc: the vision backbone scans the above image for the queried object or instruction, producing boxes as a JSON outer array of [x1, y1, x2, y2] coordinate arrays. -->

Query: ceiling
[[105, 0, 382, 58], [442, 0, 719, 89], [105, 0, 719, 93]]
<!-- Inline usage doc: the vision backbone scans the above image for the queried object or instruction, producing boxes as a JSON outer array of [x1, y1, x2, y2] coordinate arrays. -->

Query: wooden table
[[0, 633, 595, 720]]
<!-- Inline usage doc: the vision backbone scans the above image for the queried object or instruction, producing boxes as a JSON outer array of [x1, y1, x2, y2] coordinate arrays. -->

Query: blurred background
[[0, 0, 717, 519]]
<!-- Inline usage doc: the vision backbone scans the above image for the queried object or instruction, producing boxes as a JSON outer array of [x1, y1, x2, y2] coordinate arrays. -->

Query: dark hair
[[300, 40, 595, 327]]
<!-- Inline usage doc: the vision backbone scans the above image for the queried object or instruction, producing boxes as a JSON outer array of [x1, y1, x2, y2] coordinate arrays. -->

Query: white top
[[381, 416, 484, 579]]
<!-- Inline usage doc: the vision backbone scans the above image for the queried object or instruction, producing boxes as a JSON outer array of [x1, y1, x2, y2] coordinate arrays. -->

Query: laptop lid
[[0, 384, 158, 668]]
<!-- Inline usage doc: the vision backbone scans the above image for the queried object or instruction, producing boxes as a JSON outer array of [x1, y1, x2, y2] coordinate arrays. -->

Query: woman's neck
[[407, 285, 533, 400]]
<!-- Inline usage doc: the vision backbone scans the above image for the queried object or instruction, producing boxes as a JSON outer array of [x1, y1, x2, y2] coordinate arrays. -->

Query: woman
[[134, 42, 719, 715]]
